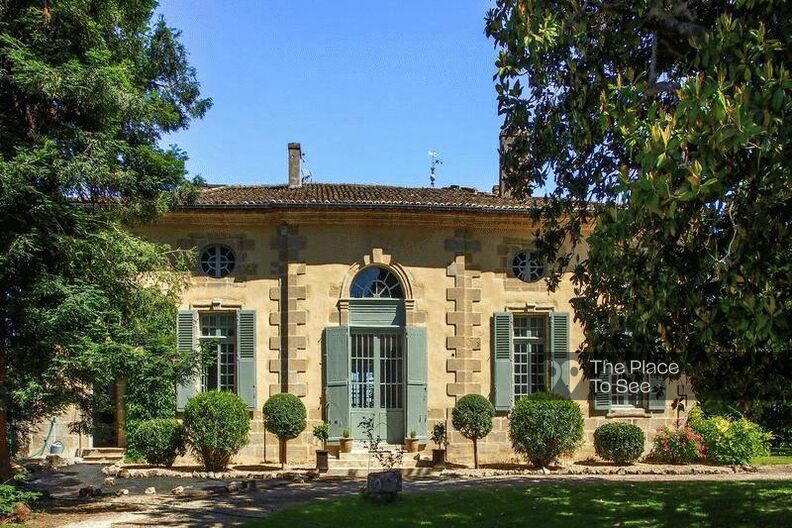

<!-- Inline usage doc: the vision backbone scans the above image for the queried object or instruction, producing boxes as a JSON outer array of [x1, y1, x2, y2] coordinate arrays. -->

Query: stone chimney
[[288, 142, 302, 188]]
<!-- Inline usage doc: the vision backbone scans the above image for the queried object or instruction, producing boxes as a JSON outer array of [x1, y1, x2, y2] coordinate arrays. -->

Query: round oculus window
[[200, 245, 235, 278], [511, 250, 544, 282]]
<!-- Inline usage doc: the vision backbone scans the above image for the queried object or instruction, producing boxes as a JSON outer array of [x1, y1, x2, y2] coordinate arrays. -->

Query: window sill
[[606, 409, 652, 419]]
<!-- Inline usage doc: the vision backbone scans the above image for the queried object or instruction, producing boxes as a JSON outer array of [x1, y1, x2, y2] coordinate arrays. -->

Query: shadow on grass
[[240, 480, 792, 528]]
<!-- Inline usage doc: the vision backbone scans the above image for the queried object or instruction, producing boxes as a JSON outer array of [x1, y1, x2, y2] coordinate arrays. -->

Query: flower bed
[[103, 463, 318, 481]]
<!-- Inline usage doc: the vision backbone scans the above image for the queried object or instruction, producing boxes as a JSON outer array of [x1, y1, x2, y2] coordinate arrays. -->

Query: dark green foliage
[[508, 394, 583, 467], [487, 1, 792, 408], [183, 391, 250, 471], [431, 422, 447, 448], [263, 394, 307, 441], [130, 418, 186, 467], [0, 0, 210, 476], [594, 423, 645, 465], [688, 406, 771, 465], [746, 401, 792, 453], [264, 393, 307, 466], [452, 395, 495, 441], [452, 394, 495, 469], [522, 391, 566, 402], [312, 423, 329, 448], [0, 481, 40, 516]]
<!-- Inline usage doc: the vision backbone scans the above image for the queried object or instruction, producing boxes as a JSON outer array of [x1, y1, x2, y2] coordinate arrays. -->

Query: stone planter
[[432, 448, 446, 468], [315, 450, 329, 472], [339, 437, 353, 453], [366, 470, 402, 497], [404, 437, 419, 453]]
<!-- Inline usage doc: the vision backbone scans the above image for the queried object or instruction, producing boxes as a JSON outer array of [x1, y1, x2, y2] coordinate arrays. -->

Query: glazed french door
[[349, 331, 404, 444]]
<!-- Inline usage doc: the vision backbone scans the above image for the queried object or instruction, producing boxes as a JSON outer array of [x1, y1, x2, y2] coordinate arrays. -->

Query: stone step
[[323, 467, 436, 478], [327, 459, 424, 469], [81, 447, 125, 464], [337, 450, 424, 460]]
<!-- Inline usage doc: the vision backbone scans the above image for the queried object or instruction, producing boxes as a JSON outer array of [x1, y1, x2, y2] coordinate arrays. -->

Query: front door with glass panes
[[513, 315, 548, 400], [349, 331, 404, 444], [199, 313, 237, 392]]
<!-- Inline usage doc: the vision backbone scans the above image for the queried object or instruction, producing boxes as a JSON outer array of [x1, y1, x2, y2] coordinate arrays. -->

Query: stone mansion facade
[[28, 143, 683, 466]]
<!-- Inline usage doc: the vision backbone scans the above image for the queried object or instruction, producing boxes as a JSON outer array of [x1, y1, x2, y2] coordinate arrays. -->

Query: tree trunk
[[0, 352, 11, 481], [473, 438, 478, 469], [280, 438, 286, 470]]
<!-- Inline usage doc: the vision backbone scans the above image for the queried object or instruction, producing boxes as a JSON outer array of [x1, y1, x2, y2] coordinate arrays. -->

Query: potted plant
[[430, 422, 448, 467], [339, 428, 353, 453], [313, 423, 330, 471], [404, 430, 419, 452]]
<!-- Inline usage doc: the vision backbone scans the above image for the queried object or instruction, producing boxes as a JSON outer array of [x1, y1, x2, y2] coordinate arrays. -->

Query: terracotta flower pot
[[339, 437, 353, 453], [404, 437, 419, 453]]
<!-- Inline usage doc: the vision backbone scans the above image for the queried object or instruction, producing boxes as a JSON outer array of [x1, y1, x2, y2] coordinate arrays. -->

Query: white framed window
[[609, 373, 643, 409], [200, 245, 236, 278], [512, 250, 544, 282], [198, 313, 237, 393], [513, 315, 548, 400]]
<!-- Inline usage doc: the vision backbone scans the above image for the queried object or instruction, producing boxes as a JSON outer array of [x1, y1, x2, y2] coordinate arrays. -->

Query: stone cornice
[[154, 208, 595, 233]]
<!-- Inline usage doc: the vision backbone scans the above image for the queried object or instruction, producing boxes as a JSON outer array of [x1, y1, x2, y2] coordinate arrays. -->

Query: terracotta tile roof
[[188, 183, 538, 213]]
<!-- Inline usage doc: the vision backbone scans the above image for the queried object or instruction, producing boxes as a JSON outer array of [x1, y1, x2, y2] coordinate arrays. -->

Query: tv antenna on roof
[[428, 150, 443, 187]]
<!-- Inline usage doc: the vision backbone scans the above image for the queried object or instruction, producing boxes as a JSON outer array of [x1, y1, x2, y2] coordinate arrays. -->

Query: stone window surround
[[334, 249, 421, 326]]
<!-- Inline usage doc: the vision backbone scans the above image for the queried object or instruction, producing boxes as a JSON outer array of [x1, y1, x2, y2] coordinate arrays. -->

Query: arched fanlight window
[[350, 266, 404, 298]]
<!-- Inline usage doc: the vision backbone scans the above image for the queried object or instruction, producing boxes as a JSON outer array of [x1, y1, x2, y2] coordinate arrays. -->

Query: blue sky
[[156, 1, 501, 191]]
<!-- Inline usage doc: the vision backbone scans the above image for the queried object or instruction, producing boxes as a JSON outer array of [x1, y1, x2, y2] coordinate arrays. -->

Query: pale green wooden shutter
[[550, 312, 571, 398], [493, 312, 513, 411], [647, 375, 667, 411], [405, 326, 428, 440], [592, 374, 612, 411], [237, 310, 257, 410], [176, 310, 198, 411], [324, 326, 350, 441]]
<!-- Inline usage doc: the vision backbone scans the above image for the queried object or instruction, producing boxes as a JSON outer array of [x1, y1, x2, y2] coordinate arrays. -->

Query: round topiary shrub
[[263, 393, 307, 466], [183, 391, 250, 471], [131, 418, 186, 467], [451, 394, 495, 469], [509, 391, 584, 468], [594, 422, 645, 465]]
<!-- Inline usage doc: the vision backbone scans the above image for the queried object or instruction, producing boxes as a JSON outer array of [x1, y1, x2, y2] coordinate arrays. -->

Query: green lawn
[[753, 455, 792, 465], [245, 480, 792, 528]]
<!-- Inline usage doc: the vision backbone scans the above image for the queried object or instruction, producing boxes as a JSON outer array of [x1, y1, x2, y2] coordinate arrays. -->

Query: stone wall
[[25, 209, 687, 467]]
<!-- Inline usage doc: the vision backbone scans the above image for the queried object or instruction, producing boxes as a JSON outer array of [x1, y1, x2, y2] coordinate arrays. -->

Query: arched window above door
[[350, 266, 404, 299]]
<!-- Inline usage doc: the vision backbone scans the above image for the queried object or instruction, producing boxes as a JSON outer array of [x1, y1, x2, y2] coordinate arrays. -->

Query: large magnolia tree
[[0, 1, 210, 478], [486, 1, 790, 409]]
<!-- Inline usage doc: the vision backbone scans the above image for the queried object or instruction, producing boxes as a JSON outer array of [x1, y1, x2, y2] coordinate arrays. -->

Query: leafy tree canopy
[[486, 1, 791, 408], [0, 0, 211, 477]]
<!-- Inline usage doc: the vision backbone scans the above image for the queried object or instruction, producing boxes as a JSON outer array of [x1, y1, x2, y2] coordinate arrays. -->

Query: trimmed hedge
[[594, 422, 645, 465], [130, 418, 186, 467], [509, 392, 584, 468], [183, 391, 250, 471]]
